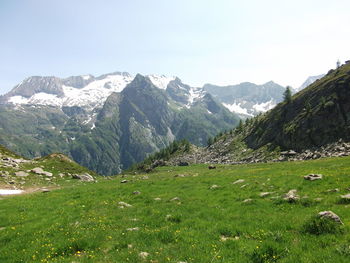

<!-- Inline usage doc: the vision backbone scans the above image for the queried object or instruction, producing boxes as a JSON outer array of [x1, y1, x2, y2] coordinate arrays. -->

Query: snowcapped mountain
[[2, 72, 207, 113], [0, 72, 238, 175], [203, 81, 285, 118], [296, 74, 325, 92]]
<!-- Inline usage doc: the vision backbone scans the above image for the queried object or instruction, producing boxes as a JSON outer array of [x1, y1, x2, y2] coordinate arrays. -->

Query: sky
[[0, 0, 350, 94]]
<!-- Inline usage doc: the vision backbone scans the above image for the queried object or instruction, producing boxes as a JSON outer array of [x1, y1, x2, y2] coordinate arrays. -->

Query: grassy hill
[[2, 156, 350, 262]]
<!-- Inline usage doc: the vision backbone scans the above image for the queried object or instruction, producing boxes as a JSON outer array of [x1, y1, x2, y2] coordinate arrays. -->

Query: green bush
[[302, 216, 343, 235]]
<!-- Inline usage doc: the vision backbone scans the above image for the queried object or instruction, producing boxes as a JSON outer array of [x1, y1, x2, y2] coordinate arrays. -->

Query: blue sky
[[1, 0, 349, 94]]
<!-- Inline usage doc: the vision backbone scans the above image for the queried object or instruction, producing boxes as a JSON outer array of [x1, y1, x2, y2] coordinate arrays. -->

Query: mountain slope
[[0, 73, 239, 175], [161, 62, 350, 165]]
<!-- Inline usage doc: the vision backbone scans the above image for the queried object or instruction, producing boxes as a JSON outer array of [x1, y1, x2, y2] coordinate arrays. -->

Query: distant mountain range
[[203, 81, 285, 118], [0, 72, 239, 175], [0, 69, 326, 175]]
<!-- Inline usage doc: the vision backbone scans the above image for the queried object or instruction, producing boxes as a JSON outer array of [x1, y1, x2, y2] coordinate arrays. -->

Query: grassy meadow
[[2, 156, 350, 262]]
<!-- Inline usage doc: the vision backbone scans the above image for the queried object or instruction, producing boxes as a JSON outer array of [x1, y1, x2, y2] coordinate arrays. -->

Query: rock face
[[318, 211, 343, 224], [304, 174, 323, 181], [71, 173, 94, 182]]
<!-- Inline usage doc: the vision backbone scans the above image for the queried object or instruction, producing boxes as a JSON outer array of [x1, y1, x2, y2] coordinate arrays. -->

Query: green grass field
[[2, 156, 350, 262]]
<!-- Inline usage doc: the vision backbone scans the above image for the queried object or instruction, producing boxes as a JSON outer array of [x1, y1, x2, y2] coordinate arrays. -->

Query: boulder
[[208, 165, 216, 169], [118, 201, 132, 208], [31, 167, 53, 177], [121, 180, 129, 183], [132, 191, 141, 195], [210, 184, 219, 189], [72, 173, 94, 182], [232, 179, 245, 184], [260, 192, 272, 197], [15, 171, 29, 177], [283, 189, 299, 202], [318, 211, 343, 224], [304, 174, 323, 181]]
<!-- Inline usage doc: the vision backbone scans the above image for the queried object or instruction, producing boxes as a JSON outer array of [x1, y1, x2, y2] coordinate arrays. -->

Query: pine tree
[[283, 86, 292, 103]]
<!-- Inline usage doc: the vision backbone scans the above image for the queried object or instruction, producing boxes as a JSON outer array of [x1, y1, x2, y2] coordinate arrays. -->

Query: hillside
[[1, 156, 350, 262], [0, 144, 97, 195], [0, 73, 239, 175], [163, 62, 350, 166]]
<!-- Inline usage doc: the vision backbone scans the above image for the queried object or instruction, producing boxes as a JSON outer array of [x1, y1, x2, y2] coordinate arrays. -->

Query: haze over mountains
[[0, 70, 324, 175]]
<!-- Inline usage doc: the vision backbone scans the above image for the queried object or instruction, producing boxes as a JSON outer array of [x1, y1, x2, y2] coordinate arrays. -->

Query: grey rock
[[118, 201, 132, 208], [260, 192, 272, 197], [210, 184, 219, 189], [132, 191, 141, 195], [15, 171, 29, 177], [318, 211, 343, 224], [208, 165, 216, 169], [232, 179, 245, 184], [170, 197, 181, 202], [304, 174, 323, 181], [283, 189, 299, 202], [72, 173, 94, 182], [242, 198, 253, 203], [121, 180, 129, 183]]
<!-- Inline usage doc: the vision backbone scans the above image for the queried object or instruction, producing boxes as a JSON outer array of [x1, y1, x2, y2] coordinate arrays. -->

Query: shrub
[[302, 216, 343, 235]]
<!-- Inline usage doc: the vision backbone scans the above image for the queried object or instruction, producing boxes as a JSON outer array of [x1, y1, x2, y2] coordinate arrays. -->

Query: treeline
[[206, 114, 264, 146]]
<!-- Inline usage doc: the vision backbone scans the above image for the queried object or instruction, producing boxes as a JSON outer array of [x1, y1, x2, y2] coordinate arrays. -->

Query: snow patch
[[252, 100, 276, 113], [223, 102, 253, 116], [0, 189, 24, 195], [8, 96, 29, 104], [147, 75, 175, 90], [82, 75, 91, 80]]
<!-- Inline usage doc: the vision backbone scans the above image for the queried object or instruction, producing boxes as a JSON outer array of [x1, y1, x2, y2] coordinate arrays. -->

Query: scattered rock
[[174, 174, 187, 178], [208, 165, 216, 169], [15, 171, 29, 177], [232, 179, 245, 184], [132, 191, 141, 195], [72, 173, 94, 182], [314, 197, 323, 202], [58, 173, 65, 178], [126, 227, 139, 231], [220, 235, 239, 242], [31, 167, 53, 177], [139, 252, 149, 259], [209, 184, 219, 189], [318, 211, 343, 224], [283, 189, 299, 202], [240, 184, 248, 188], [121, 180, 129, 183], [260, 192, 272, 197], [118, 201, 132, 208], [154, 197, 161, 201], [170, 197, 180, 202], [141, 175, 149, 180], [242, 198, 253, 203], [326, 188, 339, 193], [41, 188, 50, 193], [340, 193, 350, 203], [304, 174, 323, 181]]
